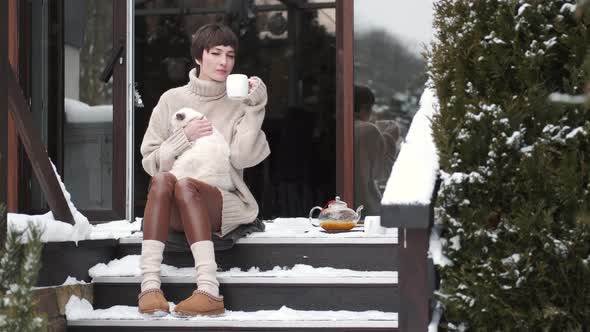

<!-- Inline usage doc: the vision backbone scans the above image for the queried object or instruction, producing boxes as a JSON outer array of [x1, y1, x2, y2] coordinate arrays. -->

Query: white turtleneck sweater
[[140, 69, 270, 237]]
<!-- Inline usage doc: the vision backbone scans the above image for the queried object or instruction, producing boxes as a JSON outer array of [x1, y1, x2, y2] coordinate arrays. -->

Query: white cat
[[169, 108, 234, 191]]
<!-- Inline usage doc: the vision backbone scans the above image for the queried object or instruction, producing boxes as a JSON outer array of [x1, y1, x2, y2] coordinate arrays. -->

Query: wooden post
[[1, 0, 7, 246], [336, 0, 354, 204], [399, 227, 430, 331], [7, 66, 74, 224], [382, 202, 433, 331]]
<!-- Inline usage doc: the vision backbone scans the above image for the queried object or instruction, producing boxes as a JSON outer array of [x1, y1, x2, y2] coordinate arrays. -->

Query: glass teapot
[[308, 196, 364, 231]]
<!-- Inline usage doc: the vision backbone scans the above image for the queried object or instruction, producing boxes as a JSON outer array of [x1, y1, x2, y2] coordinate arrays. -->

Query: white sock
[[190, 240, 220, 297], [140, 240, 165, 292]]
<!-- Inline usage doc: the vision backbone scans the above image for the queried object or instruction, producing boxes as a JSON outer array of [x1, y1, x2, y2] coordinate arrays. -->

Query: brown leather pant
[[143, 172, 223, 245]]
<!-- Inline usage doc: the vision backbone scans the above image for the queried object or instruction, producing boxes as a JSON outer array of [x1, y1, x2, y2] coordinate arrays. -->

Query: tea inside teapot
[[319, 220, 357, 231]]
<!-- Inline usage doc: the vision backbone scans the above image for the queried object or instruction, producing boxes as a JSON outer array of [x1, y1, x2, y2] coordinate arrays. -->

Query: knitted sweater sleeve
[[229, 78, 271, 170], [140, 96, 192, 176]]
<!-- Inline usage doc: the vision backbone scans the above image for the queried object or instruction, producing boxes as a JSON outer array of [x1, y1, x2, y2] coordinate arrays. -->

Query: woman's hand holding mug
[[183, 117, 212, 141], [248, 76, 260, 94]]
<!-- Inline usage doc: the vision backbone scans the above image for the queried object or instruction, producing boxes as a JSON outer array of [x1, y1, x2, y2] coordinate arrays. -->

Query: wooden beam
[[7, 66, 74, 224], [1, 0, 8, 245], [134, 2, 336, 16], [336, 0, 354, 204], [7, 0, 18, 212]]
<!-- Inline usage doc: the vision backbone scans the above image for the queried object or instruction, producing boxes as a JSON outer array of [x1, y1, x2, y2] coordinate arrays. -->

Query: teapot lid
[[327, 196, 348, 210]]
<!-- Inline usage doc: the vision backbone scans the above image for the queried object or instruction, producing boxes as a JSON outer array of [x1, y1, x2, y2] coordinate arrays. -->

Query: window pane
[[63, 0, 114, 210], [353, 1, 434, 215], [28, 0, 116, 212]]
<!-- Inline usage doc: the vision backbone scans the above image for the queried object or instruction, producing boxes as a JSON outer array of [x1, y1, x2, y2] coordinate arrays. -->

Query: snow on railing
[[381, 87, 440, 206]]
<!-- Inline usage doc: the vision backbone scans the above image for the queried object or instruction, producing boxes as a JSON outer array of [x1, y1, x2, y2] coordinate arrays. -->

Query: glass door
[[133, 0, 338, 219], [26, 0, 128, 221]]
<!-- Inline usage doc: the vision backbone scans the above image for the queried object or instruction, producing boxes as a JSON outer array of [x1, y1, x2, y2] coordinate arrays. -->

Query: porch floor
[[122, 217, 398, 244]]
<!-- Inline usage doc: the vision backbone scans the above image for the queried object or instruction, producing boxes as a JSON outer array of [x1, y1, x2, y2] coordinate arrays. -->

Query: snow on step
[[120, 217, 398, 244], [89, 255, 398, 284], [66, 296, 398, 329]]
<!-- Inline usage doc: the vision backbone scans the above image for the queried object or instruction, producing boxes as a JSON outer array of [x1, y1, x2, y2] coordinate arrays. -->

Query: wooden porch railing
[[6, 66, 74, 225], [380, 88, 440, 331]]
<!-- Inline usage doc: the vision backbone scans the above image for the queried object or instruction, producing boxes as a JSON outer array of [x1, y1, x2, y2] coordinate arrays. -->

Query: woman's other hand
[[248, 76, 261, 94], [183, 117, 213, 141]]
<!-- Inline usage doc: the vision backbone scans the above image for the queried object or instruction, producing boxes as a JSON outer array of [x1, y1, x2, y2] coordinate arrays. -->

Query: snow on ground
[[62, 276, 88, 285], [8, 212, 77, 243], [245, 217, 395, 238], [65, 296, 396, 322], [89, 218, 142, 240], [126, 217, 395, 240], [89, 255, 395, 278], [6, 159, 140, 244], [8, 213, 141, 244], [8, 214, 392, 245], [382, 86, 440, 206]]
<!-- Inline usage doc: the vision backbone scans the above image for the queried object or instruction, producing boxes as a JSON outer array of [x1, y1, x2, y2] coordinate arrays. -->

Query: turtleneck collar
[[186, 68, 226, 99]]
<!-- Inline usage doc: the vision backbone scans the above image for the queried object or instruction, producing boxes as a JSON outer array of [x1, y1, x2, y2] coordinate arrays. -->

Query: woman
[[137, 23, 270, 316]]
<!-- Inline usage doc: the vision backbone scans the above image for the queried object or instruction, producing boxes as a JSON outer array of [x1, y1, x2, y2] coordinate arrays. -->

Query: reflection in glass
[[63, 0, 114, 210], [134, 1, 337, 219], [353, 0, 433, 215]]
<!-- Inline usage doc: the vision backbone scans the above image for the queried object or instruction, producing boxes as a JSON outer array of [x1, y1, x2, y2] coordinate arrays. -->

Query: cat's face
[[170, 108, 204, 131]]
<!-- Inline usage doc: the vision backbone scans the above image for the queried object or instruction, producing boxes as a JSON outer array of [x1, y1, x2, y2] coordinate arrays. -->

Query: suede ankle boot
[[138, 240, 169, 314], [174, 290, 225, 316], [173, 240, 224, 316], [138, 288, 170, 315]]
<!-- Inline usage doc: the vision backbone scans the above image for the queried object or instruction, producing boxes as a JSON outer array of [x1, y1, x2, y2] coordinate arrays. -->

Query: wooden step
[[92, 273, 399, 312], [66, 297, 398, 331], [67, 319, 398, 331], [118, 219, 398, 271]]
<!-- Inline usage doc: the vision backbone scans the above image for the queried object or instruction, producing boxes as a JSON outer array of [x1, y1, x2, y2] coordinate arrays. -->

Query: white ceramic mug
[[226, 74, 249, 100], [364, 216, 386, 235]]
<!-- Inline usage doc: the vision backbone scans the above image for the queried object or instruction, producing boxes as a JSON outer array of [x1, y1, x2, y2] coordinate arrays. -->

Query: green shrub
[[0, 204, 45, 331], [429, 0, 590, 330]]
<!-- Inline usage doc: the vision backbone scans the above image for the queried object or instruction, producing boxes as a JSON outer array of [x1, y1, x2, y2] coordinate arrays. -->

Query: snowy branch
[[548, 92, 588, 105]]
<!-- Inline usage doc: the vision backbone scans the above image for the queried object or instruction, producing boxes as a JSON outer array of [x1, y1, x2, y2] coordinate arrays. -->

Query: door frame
[[125, 0, 135, 222], [105, 0, 128, 222]]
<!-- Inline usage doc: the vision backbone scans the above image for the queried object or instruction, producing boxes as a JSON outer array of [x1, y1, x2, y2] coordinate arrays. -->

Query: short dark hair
[[190, 23, 239, 67], [354, 85, 375, 113]]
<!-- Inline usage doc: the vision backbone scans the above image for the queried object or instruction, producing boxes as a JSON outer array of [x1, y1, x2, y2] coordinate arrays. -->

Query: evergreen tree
[[429, 0, 590, 330], [0, 205, 45, 331]]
